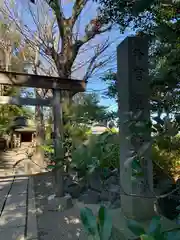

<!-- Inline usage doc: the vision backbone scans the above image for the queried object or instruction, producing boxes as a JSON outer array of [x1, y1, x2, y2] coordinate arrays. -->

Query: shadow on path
[[0, 143, 36, 176], [34, 172, 87, 240], [0, 175, 36, 240], [1, 171, 90, 240], [0, 150, 12, 170]]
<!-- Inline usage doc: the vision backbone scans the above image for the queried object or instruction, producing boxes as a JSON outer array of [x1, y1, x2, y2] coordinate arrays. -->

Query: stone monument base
[[47, 195, 73, 212], [120, 195, 155, 221]]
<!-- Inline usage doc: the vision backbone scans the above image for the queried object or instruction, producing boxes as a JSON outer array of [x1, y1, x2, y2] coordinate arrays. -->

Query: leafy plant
[[152, 144, 180, 181], [123, 110, 180, 183], [80, 206, 112, 240], [42, 140, 66, 170], [71, 131, 119, 174], [42, 124, 91, 174], [80, 206, 180, 240], [127, 215, 180, 240]]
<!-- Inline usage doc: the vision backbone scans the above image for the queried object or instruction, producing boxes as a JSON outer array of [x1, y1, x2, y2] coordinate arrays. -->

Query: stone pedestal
[[47, 195, 73, 211], [117, 36, 155, 220]]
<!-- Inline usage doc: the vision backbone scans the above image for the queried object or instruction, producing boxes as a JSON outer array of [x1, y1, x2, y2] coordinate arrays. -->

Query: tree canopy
[[101, 0, 180, 118], [0, 17, 34, 135]]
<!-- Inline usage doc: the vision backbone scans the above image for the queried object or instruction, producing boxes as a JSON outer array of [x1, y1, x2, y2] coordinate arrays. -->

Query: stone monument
[[117, 36, 155, 220]]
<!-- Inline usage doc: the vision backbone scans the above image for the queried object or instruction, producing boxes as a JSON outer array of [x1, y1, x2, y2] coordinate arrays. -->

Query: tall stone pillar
[[117, 36, 155, 220]]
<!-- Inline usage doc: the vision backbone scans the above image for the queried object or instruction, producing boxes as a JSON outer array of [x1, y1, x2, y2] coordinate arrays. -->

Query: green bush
[[43, 123, 91, 169], [152, 145, 179, 177], [152, 135, 180, 180], [71, 131, 119, 173], [64, 123, 91, 149], [80, 206, 180, 240], [71, 131, 180, 181], [44, 123, 180, 181], [80, 206, 112, 240]]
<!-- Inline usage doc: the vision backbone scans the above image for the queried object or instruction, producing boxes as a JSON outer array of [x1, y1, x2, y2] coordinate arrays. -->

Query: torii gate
[[0, 70, 86, 196]]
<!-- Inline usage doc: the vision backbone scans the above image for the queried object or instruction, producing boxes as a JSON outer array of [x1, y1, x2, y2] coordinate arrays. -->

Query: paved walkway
[[0, 143, 38, 240], [0, 142, 41, 177], [0, 175, 38, 240]]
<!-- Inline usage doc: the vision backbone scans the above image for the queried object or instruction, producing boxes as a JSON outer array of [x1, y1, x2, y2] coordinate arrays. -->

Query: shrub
[[80, 206, 112, 240], [64, 123, 91, 148], [44, 123, 179, 182], [71, 131, 119, 173], [80, 206, 180, 240], [152, 136, 180, 180], [43, 123, 91, 169]]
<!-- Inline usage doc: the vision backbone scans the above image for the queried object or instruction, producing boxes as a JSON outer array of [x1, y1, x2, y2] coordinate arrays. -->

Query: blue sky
[[18, 0, 133, 111], [60, 0, 132, 111]]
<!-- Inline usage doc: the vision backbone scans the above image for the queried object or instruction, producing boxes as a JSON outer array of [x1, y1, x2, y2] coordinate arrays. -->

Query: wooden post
[[52, 88, 64, 197], [19, 133, 21, 148], [0, 70, 85, 178]]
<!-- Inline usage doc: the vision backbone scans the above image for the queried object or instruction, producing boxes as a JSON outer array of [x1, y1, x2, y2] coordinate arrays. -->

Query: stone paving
[[0, 144, 111, 240], [0, 175, 38, 240], [0, 143, 38, 240], [0, 142, 41, 177]]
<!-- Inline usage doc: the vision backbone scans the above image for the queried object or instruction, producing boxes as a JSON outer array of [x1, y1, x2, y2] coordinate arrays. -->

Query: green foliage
[[80, 206, 112, 240], [46, 93, 114, 170], [127, 215, 180, 240], [80, 207, 98, 237], [70, 120, 179, 180], [152, 116, 180, 138], [43, 123, 91, 170], [64, 123, 91, 149], [80, 206, 180, 240], [101, 72, 117, 101], [97, 0, 180, 33], [0, 104, 33, 136], [100, 78, 180, 178], [123, 111, 180, 179], [71, 131, 119, 173], [42, 140, 65, 170], [67, 93, 111, 124], [101, 1, 180, 121], [96, 0, 156, 31], [152, 116, 180, 178], [127, 219, 146, 236], [152, 143, 180, 179], [62, 92, 112, 157], [43, 93, 111, 171], [0, 16, 35, 136]]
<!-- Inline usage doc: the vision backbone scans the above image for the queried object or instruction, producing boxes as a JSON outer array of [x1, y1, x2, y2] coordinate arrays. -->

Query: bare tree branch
[[82, 40, 111, 81], [71, 0, 89, 27], [71, 44, 110, 74], [3, 0, 115, 84], [1, 5, 59, 73], [48, 0, 65, 51], [69, 23, 112, 71]]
